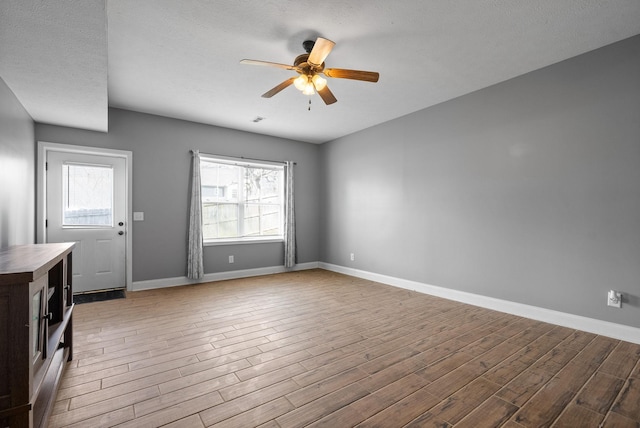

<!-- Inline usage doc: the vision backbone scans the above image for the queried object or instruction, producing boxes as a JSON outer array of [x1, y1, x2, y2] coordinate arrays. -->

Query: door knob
[[118, 231, 124, 235]]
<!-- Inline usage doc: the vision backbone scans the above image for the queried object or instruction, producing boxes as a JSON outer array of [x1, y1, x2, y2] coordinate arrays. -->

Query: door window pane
[[62, 163, 113, 226]]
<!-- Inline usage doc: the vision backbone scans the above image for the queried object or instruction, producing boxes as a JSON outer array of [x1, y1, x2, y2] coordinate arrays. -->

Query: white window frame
[[200, 154, 285, 245]]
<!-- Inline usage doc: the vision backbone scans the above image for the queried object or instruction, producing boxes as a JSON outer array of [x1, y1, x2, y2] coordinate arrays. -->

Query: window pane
[[201, 162, 239, 203], [62, 163, 113, 226], [244, 204, 260, 236], [203, 203, 238, 239], [200, 157, 284, 241], [244, 204, 281, 237], [245, 167, 281, 204]]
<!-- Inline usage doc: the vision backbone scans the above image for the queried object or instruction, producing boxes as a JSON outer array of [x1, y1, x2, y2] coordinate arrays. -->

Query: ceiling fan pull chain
[[308, 99, 311, 111]]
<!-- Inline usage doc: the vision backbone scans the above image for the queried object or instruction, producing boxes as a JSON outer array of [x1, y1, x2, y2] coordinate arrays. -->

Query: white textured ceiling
[[0, 0, 107, 132], [2, 1, 640, 143]]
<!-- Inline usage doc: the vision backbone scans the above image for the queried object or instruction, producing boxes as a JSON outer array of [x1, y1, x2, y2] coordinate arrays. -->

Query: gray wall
[[0, 77, 35, 247], [320, 35, 640, 328], [36, 108, 320, 281], [8, 35, 640, 329]]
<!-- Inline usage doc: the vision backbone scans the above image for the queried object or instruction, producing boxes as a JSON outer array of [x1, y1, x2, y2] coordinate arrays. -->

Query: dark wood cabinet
[[0, 243, 75, 428]]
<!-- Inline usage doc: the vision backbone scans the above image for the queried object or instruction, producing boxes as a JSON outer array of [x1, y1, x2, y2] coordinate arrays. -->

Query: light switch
[[133, 212, 144, 221]]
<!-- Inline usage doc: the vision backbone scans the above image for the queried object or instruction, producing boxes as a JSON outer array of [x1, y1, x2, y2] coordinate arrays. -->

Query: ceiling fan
[[240, 37, 379, 105]]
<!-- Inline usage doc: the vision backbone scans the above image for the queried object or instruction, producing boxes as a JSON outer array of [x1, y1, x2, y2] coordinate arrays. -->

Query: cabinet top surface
[[0, 243, 75, 283]]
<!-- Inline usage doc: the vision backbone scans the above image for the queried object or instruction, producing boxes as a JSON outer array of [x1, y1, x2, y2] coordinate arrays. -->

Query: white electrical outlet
[[350, 253, 355, 261], [607, 290, 622, 308], [229, 255, 234, 264]]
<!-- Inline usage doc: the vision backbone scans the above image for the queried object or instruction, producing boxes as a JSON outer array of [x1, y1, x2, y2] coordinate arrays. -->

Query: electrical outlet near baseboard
[[607, 290, 622, 308], [229, 255, 234, 264], [350, 253, 355, 261]]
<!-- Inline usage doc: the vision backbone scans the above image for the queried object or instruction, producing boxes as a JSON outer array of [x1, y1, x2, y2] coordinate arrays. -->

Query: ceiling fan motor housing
[[294, 54, 324, 74]]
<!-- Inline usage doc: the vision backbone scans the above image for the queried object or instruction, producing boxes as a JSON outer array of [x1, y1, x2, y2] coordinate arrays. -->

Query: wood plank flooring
[[48, 269, 640, 427]]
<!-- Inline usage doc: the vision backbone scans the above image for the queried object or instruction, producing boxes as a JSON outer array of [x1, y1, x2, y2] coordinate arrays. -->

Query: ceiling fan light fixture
[[302, 81, 315, 95], [312, 74, 327, 91], [294, 74, 316, 95], [293, 74, 308, 91]]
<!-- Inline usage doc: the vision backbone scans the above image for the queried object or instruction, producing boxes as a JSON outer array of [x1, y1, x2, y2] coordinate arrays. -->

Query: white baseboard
[[131, 262, 319, 292], [319, 262, 640, 345]]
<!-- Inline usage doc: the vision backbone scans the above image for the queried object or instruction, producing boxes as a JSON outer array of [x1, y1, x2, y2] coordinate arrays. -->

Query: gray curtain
[[284, 161, 296, 268], [187, 150, 204, 279]]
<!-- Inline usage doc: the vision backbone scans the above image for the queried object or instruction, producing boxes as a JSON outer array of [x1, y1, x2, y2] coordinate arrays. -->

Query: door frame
[[37, 141, 133, 291]]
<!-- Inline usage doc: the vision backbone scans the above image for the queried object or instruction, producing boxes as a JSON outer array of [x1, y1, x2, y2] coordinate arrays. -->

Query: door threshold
[[73, 289, 125, 304]]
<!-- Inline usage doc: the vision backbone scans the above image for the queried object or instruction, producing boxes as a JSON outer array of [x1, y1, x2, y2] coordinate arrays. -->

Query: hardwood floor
[[49, 269, 640, 427]]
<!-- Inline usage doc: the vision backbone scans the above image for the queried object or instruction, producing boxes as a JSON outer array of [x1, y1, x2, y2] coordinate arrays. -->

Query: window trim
[[203, 237, 283, 246], [199, 154, 285, 245]]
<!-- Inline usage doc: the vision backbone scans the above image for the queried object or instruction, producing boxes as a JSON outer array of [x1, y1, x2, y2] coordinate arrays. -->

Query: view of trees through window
[[200, 158, 284, 241]]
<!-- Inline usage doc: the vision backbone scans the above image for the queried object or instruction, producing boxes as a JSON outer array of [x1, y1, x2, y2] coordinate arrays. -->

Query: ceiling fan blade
[[240, 59, 297, 71], [323, 68, 379, 82], [308, 37, 335, 67], [317, 85, 337, 105], [261, 77, 296, 98]]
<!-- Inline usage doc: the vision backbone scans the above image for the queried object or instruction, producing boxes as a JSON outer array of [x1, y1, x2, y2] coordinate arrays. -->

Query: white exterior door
[[46, 151, 127, 293]]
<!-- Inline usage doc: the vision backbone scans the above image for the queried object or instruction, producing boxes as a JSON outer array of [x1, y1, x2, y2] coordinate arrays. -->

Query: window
[[200, 155, 284, 243], [62, 163, 113, 226]]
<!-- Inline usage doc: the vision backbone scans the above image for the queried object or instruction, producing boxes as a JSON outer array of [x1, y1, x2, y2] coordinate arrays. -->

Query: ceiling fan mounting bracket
[[302, 40, 315, 53]]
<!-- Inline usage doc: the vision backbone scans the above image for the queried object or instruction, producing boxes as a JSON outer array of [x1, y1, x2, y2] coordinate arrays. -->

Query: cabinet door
[[31, 274, 48, 369]]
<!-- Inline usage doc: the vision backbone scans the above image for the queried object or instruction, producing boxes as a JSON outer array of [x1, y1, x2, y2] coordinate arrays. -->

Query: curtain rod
[[190, 150, 296, 165]]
